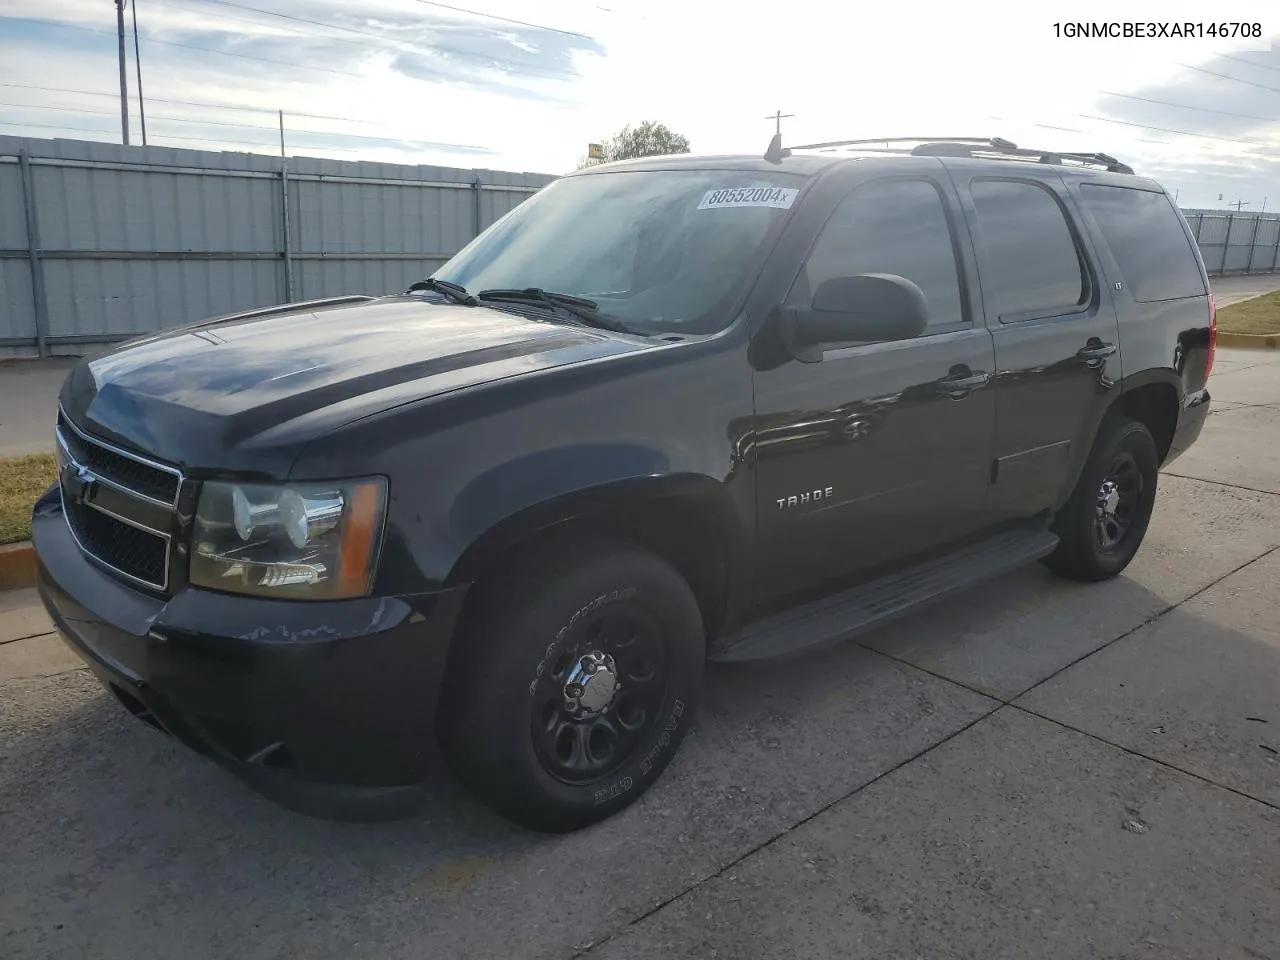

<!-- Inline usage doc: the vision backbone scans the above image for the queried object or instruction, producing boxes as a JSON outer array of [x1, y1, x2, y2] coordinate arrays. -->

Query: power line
[[1074, 113, 1271, 147], [0, 99, 354, 131], [1217, 51, 1280, 75], [0, 100, 488, 150], [0, 80, 376, 124], [409, 0, 594, 40], [1099, 90, 1280, 125], [165, 0, 582, 82], [1176, 62, 1280, 95], [0, 118, 429, 154]]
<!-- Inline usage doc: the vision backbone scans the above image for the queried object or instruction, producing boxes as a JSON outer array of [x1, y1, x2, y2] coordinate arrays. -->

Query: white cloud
[[0, 0, 1277, 203]]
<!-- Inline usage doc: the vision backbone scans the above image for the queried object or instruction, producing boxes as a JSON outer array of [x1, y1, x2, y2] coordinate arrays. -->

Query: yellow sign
[[587, 142, 604, 160]]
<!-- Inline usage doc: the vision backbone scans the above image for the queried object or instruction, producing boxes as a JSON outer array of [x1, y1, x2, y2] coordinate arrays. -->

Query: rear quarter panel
[[1057, 173, 1213, 433]]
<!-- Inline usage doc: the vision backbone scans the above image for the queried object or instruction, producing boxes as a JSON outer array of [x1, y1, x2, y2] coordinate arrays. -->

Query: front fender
[[287, 335, 755, 599], [445, 454, 750, 588]]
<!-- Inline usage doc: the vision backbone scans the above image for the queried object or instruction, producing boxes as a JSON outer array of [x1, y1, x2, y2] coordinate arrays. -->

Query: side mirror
[[788, 273, 930, 361]]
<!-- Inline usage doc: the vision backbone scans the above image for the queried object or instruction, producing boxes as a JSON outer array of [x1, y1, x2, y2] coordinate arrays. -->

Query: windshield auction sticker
[[697, 186, 799, 210]]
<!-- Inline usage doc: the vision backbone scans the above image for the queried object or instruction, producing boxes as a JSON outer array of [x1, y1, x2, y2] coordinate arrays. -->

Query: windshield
[[433, 169, 806, 335]]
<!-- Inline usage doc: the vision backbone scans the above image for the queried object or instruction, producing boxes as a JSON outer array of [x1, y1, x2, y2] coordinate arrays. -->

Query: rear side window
[[1079, 185, 1207, 302], [970, 180, 1088, 320]]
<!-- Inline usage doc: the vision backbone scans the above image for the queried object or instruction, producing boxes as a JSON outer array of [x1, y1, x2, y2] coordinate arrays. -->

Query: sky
[[0, 0, 1277, 208]]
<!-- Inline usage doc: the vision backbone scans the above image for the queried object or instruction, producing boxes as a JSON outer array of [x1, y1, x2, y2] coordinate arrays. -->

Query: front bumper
[[1163, 386, 1210, 468], [31, 488, 469, 821]]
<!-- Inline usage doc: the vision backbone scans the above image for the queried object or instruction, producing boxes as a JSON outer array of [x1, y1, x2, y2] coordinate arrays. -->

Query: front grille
[[56, 407, 182, 592], [64, 499, 169, 588], [57, 411, 180, 504]]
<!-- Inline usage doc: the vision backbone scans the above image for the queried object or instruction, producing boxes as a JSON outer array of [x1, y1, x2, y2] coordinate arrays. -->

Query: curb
[[0, 541, 37, 592], [1218, 331, 1279, 350]]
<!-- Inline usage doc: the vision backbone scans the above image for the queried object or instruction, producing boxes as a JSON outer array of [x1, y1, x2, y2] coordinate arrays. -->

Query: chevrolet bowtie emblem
[[63, 463, 99, 506]]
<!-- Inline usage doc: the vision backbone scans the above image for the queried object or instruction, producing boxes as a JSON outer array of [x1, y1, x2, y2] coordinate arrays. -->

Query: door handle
[[936, 369, 990, 398], [1076, 340, 1117, 368]]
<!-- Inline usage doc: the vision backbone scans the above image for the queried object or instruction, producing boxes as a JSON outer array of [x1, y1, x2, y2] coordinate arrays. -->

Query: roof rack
[[764, 135, 1134, 175]]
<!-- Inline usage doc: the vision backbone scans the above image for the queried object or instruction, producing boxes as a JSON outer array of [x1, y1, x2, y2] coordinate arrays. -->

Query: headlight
[[190, 477, 387, 600]]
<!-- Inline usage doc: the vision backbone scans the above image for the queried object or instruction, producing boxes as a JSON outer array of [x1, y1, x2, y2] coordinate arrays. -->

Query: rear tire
[[1043, 416, 1159, 582], [439, 538, 704, 833]]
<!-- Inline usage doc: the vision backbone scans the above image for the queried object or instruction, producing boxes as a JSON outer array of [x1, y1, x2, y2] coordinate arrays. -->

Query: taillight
[[1206, 293, 1217, 380]]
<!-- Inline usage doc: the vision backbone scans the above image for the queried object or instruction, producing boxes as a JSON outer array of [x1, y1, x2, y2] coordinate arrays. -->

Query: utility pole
[[114, 0, 130, 144], [131, 0, 147, 145], [1227, 199, 1250, 212], [279, 110, 295, 303]]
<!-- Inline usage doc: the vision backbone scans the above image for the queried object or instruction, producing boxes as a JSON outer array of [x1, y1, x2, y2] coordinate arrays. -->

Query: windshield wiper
[[477, 287, 634, 334], [407, 277, 478, 306]]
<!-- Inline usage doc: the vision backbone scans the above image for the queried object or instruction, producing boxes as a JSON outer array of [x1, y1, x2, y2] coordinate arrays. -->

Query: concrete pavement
[[1211, 272, 1280, 307], [1, 350, 1279, 960]]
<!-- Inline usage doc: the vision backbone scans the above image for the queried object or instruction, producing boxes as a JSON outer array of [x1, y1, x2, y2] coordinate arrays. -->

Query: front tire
[[439, 538, 704, 833], [1044, 416, 1159, 582]]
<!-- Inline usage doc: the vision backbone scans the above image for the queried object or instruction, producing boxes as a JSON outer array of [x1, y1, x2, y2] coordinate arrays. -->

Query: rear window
[[1079, 185, 1207, 303]]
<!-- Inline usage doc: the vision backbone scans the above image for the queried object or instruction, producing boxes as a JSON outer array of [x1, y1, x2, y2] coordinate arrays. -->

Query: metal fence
[[5, 139, 1277, 358], [0, 136, 556, 357], [1182, 209, 1280, 278]]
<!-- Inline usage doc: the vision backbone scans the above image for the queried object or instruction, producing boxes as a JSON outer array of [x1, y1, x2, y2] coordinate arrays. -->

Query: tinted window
[[436, 169, 804, 335], [970, 180, 1087, 318], [1080, 185, 1207, 302], [800, 179, 964, 331]]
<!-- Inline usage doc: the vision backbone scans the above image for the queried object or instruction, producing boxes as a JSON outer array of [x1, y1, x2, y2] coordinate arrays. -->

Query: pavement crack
[[571, 700, 1005, 958], [856, 642, 1009, 704], [858, 543, 1280, 713], [1164, 472, 1280, 499], [0, 630, 58, 647], [1205, 362, 1274, 377], [1010, 703, 1280, 814], [1009, 543, 1280, 707]]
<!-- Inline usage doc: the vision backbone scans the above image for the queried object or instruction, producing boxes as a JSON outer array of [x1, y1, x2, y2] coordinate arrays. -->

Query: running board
[[712, 527, 1060, 663]]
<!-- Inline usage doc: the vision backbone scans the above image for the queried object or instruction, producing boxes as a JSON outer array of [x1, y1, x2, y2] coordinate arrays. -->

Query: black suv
[[33, 136, 1215, 832]]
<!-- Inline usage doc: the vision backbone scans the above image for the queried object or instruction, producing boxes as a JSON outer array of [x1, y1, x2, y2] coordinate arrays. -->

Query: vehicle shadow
[[0, 561, 1271, 960]]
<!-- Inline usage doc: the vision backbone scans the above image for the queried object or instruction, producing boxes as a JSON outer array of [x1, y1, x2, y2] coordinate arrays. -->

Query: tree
[[579, 120, 691, 168]]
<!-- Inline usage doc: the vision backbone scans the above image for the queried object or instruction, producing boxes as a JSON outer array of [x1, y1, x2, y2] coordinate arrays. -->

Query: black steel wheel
[[439, 537, 704, 833], [530, 604, 670, 786], [1045, 415, 1159, 582], [1093, 450, 1144, 553]]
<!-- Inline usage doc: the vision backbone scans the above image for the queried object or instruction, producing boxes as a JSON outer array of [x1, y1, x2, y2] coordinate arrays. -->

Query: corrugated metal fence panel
[[296, 258, 449, 301], [41, 260, 282, 338], [290, 177, 472, 256], [0, 160, 27, 250], [32, 163, 277, 253], [0, 136, 554, 354], [1183, 209, 1280, 276], [1194, 215, 1231, 244], [0, 260, 36, 343], [0, 157, 32, 343], [1256, 218, 1280, 248]]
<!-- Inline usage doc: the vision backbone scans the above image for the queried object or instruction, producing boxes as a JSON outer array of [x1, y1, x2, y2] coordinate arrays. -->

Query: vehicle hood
[[60, 296, 649, 475]]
